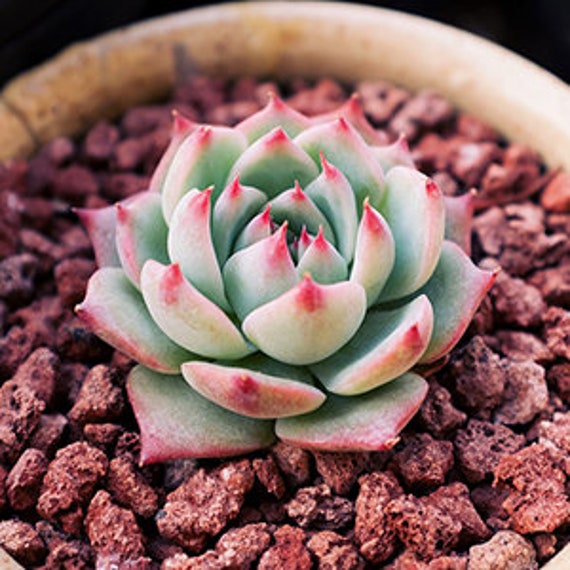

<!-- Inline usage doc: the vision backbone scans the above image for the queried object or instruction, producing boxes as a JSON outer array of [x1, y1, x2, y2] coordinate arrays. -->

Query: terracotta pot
[[0, 3, 568, 567]]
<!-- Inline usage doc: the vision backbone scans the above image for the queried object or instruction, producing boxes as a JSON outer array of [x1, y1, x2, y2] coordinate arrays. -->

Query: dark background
[[1, 0, 568, 87]]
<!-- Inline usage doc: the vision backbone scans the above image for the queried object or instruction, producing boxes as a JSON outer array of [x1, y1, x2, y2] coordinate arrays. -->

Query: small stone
[[494, 330, 554, 364], [83, 121, 120, 163], [56, 316, 112, 362], [0, 253, 38, 308], [547, 363, 570, 405], [101, 172, 150, 201], [253, 455, 286, 499], [542, 306, 570, 360], [538, 412, 570, 475], [468, 530, 537, 570], [541, 171, 570, 212], [6, 448, 48, 511], [51, 164, 99, 205], [357, 80, 410, 124], [450, 142, 500, 188], [0, 519, 46, 567], [258, 525, 312, 570], [312, 450, 370, 495], [529, 262, 570, 307], [419, 381, 467, 438], [215, 523, 271, 568], [84, 422, 123, 452], [28, 413, 68, 456], [54, 257, 96, 308], [307, 530, 365, 570], [271, 441, 312, 486]]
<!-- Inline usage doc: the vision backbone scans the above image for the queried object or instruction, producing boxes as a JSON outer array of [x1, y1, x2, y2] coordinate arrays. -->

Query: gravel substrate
[[0, 75, 569, 569]]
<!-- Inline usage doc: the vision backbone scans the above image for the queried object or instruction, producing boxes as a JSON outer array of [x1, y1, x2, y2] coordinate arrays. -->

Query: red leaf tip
[[265, 127, 289, 147], [162, 263, 184, 305], [296, 274, 324, 313], [320, 152, 340, 181], [292, 180, 306, 201], [426, 178, 441, 197]]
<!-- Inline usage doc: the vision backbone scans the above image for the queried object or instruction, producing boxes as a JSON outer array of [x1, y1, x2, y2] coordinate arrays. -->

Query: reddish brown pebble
[[547, 363, 570, 405], [28, 413, 68, 456], [390, 433, 454, 489], [387, 550, 468, 570], [541, 171, 570, 212], [539, 412, 570, 475], [101, 172, 150, 201], [215, 523, 271, 567], [112, 136, 154, 171], [457, 114, 500, 142], [10, 346, 59, 406], [56, 316, 112, 362], [532, 533, 558, 562], [107, 456, 159, 518], [0, 191, 22, 259], [357, 80, 410, 125], [84, 422, 124, 452], [454, 419, 525, 483], [68, 364, 124, 426], [83, 121, 120, 163], [45, 539, 94, 570], [494, 443, 570, 533], [51, 164, 99, 205], [253, 455, 286, 499], [121, 105, 178, 137], [0, 253, 37, 307], [494, 330, 554, 364], [286, 78, 346, 116], [85, 490, 146, 561], [450, 142, 500, 188], [419, 381, 467, 438], [542, 306, 570, 360], [285, 484, 354, 530], [157, 459, 254, 552], [307, 530, 365, 570], [529, 262, 570, 307], [271, 441, 312, 487], [468, 530, 537, 570], [354, 471, 402, 564], [258, 525, 312, 570], [0, 519, 46, 566], [312, 450, 370, 495], [37, 441, 108, 535], [6, 448, 48, 511], [54, 257, 96, 308]]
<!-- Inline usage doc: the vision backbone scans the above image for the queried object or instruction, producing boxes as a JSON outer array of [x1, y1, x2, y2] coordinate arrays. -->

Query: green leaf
[[444, 191, 476, 255], [276, 372, 428, 451], [296, 228, 348, 284], [75, 205, 120, 267], [127, 366, 275, 463]]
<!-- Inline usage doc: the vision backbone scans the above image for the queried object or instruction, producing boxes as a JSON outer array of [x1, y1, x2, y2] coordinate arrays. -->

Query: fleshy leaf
[[419, 240, 497, 363], [243, 275, 367, 365], [297, 227, 348, 284], [237, 93, 311, 143], [269, 181, 335, 243], [377, 167, 445, 302], [311, 295, 433, 395], [212, 177, 268, 264], [140, 260, 251, 360], [127, 366, 274, 463], [296, 226, 313, 261], [444, 190, 476, 255], [350, 200, 395, 306], [182, 360, 325, 419], [76, 268, 192, 373], [161, 125, 247, 222], [372, 134, 415, 172], [295, 118, 385, 211], [305, 155, 358, 263], [223, 224, 298, 320], [168, 187, 229, 311], [233, 205, 274, 252], [228, 127, 319, 199], [115, 191, 169, 287], [276, 372, 428, 451], [149, 113, 197, 193], [75, 205, 120, 267]]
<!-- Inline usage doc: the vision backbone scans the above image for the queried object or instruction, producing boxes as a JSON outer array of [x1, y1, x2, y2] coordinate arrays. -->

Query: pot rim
[[0, 1, 569, 170]]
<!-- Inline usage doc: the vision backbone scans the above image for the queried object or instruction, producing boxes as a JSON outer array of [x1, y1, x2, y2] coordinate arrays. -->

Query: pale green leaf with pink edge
[[233, 205, 273, 252], [228, 127, 319, 199], [182, 359, 325, 419], [296, 226, 314, 261], [372, 134, 415, 172], [161, 125, 247, 222], [75, 205, 120, 267], [296, 228, 347, 284], [419, 240, 497, 363], [127, 366, 274, 464], [295, 118, 385, 211], [444, 190, 476, 255], [350, 200, 395, 306], [311, 295, 433, 395], [76, 268, 192, 374], [212, 177, 267, 264], [377, 167, 445, 302], [223, 224, 298, 320], [276, 372, 428, 451], [140, 260, 251, 360], [167, 188, 229, 311], [115, 191, 169, 287], [243, 275, 366, 365], [305, 155, 358, 263]]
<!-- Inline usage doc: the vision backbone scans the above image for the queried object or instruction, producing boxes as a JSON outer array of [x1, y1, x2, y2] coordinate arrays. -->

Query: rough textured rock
[[468, 530, 537, 570]]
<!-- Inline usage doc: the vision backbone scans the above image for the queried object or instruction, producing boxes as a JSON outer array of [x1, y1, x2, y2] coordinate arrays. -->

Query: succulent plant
[[76, 94, 495, 463]]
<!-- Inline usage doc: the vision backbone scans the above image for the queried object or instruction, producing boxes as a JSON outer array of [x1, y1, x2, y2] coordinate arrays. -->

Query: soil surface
[[0, 76, 569, 569]]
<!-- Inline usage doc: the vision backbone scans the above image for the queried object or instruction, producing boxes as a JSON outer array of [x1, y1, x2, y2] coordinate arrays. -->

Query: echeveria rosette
[[76, 94, 496, 463]]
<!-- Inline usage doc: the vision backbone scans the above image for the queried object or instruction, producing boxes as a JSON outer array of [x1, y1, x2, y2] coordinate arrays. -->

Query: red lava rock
[[258, 525, 312, 570], [286, 484, 354, 531], [493, 330, 554, 364], [0, 253, 38, 307], [529, 261, 570, 307], [538, 412, 570, 475], [0, 381, 44, 464], [120, 105, 178, 137], [542, 306, 570, 360], [44, 539, 94, 569], [157, 459, 255, 552], [386, 550, 468, 569], [0, 326, 39, 379], [287, 78, 346, 115], [271, 441, 313, 487], [547, 363, 570, 405], [390, 433, 454, 489], [215, 522, 272, 567], [419, 381, 467, 438], [307, 530, 365, 569], [43, 136, 75, 166], [56, 315, 112, 362], [431, 170, 459, 196], [0, 191, 22, 258], [68, 364, 124, 426], [11, 347, 58, 407], [541, 171, 570, 212], [26, 154, 56, 194], [107, 455, 159, 518], [112, 136, 154, 171], [206, 100, 262, 126], [51, 164, 99, 205], [495, 360, 548, 425], [28, 413, 68, 456], [386, 494, 462, 560], [37, 441, 108, 535], [532, 533, 558, 563], [456, 114, 500, 143], [470, 485, 510, 531], [174, 76, 227, 113], [162, 458, 198, 492], [101, 172, 150, 201], [357, 80, 409, 125], [450, 142, 500, 188], [0, 519, 46, 566], [6, 447, 48, 511], [19, 228, 62, 272], [85, 490, 147, 562], [253, 455, 286, 499], [354, 471, 403, 564], [312, 450, 370, 495], [494, 443, 570, 534], [84, 422, 124, 452], [83, 121, 120, 163], [444, 336, 506, 412], [468, 530, 538, 570], [454, 419, 525, 483], [0, 465, 7, 511], [54, 257, 96, 308], [0, 159, 28, 193]]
